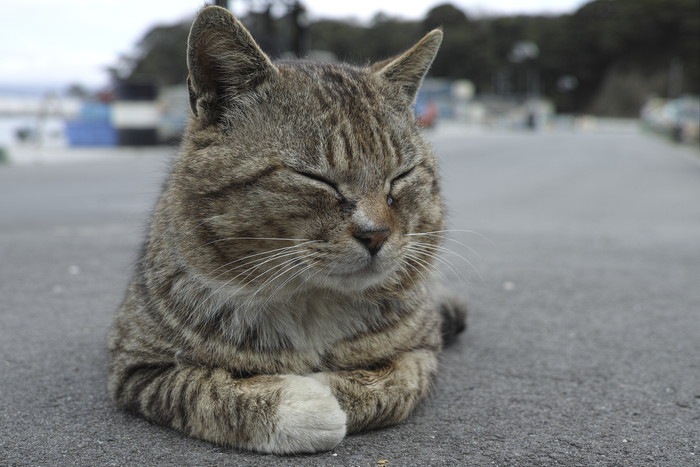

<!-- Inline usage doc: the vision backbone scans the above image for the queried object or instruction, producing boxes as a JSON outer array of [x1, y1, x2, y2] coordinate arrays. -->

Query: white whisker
[[187, 244, 316, 319], [404, 250, 447, 281], [176, 232, 314, 264], [407, 244, 465, 285], [209, 236, 314, 243], [401, 256, 428, 288], [233, 247, 315, 283], [260, 258, 320, 310], [407, 232, 483, 261], [409, 241, 483, 284], [241, 251, 319, 312], [408, 229, 494, 246], [415, 243, 482, 286], [206, 241, 318, 282]]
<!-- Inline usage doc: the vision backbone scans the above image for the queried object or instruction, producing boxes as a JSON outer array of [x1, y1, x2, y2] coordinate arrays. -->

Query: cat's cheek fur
[[260, 374, 347, 454]]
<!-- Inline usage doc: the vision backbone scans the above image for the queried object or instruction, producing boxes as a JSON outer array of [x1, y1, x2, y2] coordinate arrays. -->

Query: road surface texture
[[1, 122, 698, 466]]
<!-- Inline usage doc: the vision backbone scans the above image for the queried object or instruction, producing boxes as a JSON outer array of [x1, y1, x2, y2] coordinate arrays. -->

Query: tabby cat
[[107, 5, 466, 455]]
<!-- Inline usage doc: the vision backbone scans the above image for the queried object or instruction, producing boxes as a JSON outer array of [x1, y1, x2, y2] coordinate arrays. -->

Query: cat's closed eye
[[391, 166, 416, 186], [388, 166, 418, 202], [294, 170, 348, 202], [294, 170, 338, 190]]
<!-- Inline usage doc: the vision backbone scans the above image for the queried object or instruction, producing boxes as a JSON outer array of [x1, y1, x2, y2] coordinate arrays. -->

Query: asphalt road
[[1, 123, 698, 466]]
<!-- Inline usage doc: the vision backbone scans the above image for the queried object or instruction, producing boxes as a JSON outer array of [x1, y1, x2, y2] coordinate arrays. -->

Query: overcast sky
[[0, 0, 586, 91]]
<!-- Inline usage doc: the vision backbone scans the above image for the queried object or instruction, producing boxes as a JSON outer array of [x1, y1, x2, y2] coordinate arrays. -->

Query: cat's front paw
[[263, 374, 346, 454]]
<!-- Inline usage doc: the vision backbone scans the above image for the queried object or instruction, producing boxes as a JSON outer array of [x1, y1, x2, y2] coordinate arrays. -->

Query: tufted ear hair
[[372, 29, 443, 104], [186, 6, 277, 121]]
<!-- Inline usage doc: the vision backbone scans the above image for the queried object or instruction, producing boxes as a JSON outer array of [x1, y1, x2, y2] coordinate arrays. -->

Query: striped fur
[[107, 6, 466, 454]]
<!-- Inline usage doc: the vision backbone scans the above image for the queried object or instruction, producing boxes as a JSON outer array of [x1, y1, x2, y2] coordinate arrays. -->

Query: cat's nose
[[354, 228, 391, 256]]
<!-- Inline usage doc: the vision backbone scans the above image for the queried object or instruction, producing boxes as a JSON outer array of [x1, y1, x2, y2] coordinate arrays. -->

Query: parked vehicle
[[416, 100, 438, 128], [641, 96, 700, 144]]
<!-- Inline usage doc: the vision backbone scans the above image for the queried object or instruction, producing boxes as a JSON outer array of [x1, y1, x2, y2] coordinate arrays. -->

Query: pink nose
[[354, 228, 391, 256]]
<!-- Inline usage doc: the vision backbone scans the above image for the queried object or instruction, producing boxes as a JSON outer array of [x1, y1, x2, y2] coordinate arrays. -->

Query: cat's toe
[[263, 374, 346, 454]]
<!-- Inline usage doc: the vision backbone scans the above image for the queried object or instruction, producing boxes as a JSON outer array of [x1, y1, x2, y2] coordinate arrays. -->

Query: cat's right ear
[[186, 6, 277, 121], [372, 29, 442, 104]]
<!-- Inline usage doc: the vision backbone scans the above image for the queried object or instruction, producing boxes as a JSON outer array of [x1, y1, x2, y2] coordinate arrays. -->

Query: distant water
[[0, 88, 82, 147], [0, 116, 66, 147], [0, 84, 76, 97]]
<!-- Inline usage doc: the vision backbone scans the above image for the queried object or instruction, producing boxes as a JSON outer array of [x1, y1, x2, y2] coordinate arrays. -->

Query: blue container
[[65, 121, 117, 147], [79, 103, 112, 122]]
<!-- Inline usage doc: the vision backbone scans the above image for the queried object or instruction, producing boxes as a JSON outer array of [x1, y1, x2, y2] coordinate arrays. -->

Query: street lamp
[[509, 41, 540, 98]]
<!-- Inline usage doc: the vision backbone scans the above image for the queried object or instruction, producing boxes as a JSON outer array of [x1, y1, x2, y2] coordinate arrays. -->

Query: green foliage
[[122, 0, 700, 115], [125, 22, 190, 86], [422, 3, 469, 30], [309, 20, 366, 62], [566, 0, 699, 113], [309, 18, 423, 63]]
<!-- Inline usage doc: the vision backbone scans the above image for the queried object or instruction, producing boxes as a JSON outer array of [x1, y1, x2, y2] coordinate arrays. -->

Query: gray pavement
[[1, 123, 699, 466]]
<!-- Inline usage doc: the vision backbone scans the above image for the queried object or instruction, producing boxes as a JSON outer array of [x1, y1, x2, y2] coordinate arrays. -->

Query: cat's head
[[171, 6, 445, 297]]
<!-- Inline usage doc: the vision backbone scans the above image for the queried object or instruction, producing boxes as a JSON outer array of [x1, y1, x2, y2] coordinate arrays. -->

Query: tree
[[423, 3, 469, 30], [124, 22, 191, 86], [114, 0, 700, 115]]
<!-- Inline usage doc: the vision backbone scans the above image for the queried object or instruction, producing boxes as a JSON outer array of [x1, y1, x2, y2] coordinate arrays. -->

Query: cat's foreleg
[[315, 348, 438, 433], [108, 362, 346, 454]]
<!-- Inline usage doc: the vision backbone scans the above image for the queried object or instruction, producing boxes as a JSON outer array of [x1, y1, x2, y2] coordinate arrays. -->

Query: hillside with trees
[[115, 0, 699, 116]]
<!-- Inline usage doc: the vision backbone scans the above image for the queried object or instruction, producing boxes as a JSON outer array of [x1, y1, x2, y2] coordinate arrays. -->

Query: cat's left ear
[[372, 29, 443, 103]]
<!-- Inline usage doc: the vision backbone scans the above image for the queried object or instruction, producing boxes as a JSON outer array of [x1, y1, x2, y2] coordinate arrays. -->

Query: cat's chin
[[312, 268, 391, 293]]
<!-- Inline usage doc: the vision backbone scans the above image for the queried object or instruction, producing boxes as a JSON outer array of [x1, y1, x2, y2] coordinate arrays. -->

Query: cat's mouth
[[317, 260, 393, 291], [327, 266, 379, 278]]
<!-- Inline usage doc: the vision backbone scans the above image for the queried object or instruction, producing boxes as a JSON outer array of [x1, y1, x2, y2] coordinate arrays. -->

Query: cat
[[107, 5, 466, 455]]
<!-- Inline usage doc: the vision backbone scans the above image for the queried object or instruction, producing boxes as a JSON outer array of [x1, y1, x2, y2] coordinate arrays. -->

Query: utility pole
[[290, 1, 308, 57], [667, 58, 684, 99], [213, 1, 307, 57]]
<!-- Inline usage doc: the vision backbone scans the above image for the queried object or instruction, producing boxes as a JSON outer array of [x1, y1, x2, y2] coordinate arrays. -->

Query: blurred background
[[0, 0, 698, 158], [2, 4, 699, 464]]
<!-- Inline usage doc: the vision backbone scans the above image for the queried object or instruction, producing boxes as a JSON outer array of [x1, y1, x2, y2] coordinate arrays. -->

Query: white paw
[[263, 374, 346, 454]]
